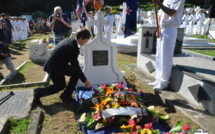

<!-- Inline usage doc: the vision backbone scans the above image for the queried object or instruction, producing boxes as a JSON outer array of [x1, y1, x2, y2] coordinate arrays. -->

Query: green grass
[[6, 61, 45, 84], [192, 35, 215, 43], [9, 118, 31, 134], [189, 49, 215, 57]]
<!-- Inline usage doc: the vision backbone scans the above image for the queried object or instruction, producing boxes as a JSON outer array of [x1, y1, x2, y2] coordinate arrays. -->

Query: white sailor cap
[[105, 6, 112, 9]]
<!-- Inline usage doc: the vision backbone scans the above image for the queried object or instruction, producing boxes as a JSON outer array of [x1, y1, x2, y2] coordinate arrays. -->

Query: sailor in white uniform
[[149, 0, 185, 90], [104, 6, 114, 41], [181, 11, 189, 34], [188, 11, 196, 35], [196, 10, 205, 35]]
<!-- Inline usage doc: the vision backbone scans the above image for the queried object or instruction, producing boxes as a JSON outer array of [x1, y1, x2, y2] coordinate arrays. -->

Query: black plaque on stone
[[146, 61, 155, 73], [93, 50, 108, 66]]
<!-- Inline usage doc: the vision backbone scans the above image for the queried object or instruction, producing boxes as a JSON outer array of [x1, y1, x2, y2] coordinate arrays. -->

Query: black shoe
[[60, 94, 76, 102], [33, 88, 42, 103]]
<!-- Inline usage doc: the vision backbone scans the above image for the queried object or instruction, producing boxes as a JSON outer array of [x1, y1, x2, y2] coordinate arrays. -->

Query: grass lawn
[[2, 34, 201, 134], [192, 35, 215, 43], [6, 61, 46, 84], [188, 49, 215, 57]]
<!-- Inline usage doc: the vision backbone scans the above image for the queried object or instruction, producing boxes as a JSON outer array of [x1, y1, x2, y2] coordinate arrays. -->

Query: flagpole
[[154, 4, 159, 34]]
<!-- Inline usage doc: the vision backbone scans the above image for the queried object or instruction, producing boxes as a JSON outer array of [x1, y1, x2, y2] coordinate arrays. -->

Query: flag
[[81, 0, 88, 26], [124, 0, 137, 38], [76, 0, 82, 16]]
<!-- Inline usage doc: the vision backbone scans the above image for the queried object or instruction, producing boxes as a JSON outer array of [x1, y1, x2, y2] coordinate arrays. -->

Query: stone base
[[137, 53, 215, 115]]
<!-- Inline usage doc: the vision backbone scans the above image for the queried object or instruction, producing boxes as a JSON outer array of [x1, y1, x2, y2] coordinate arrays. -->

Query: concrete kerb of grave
[[0, 117, 9, 134], [126, 64, 215, 134], [0, 61, 28, 85], [0, 61, 49, 89], [182, 49, 215, 61], [29, 110, 44, 134], [0, 90, 34, 134]]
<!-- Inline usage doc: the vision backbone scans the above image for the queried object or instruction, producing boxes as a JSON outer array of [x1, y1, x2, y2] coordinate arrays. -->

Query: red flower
[[165, 132, 172, 134], [93, 112, 101, 121], [101, 84, 107, 91], [144, 123, 153, 130], [182, 124, 190, 131], [116, 83, 124, 90], [128, 119, 136, 131], [107, 117, 115, 123], [127, 88, 133, 91]]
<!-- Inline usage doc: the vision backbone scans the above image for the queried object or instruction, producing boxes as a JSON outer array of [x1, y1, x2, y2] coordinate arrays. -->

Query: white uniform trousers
[[104, 25, 113, 41], [196, 21, 203, 35], [188, 21, 194, 35], [4, 57, 15, 72], [155, 27, 177, 87]]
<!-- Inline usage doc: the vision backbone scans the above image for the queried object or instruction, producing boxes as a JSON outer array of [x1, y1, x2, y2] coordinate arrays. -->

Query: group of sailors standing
[[181, 10, 206, 35]]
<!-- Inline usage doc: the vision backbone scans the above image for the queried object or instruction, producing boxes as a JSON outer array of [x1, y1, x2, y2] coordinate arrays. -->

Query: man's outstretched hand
[[85, 80, 92, 88]]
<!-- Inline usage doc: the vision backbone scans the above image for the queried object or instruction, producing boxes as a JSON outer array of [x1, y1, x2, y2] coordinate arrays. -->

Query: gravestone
[[78, 11, 124, 86], [117, 2, 127, 34], [29, 43, 48, 62], [138, 26, 185, 54]]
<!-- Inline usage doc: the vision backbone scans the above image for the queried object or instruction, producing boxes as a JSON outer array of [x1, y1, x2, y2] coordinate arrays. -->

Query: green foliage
[[170, 121, 183, 133], [32, 11, 48, 20], [111, 10, 118, 14], [9, 118, 31, 134], [184, 3, 195, 7], [139, 3, 155, 11]]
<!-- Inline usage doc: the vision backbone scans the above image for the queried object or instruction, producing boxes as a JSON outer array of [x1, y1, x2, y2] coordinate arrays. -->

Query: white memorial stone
[[71, 18, 82, 32], [117, 2, 127, 34], [29, 43, 48, 62], [79, 11, 124, 86]]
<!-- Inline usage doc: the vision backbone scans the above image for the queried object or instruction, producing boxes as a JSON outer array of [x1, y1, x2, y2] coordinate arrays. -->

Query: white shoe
[[153, 84, 168, 90], [148, 81, 159, 87]]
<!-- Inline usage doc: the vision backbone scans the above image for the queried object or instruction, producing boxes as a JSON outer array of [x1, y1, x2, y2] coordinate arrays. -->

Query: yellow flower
[[147, 105, 159, 112], [128, 94, 136, 100], [78, 113, 86, 122], [105, 87, 115, 96], [111, 102, 120, 108], [141, 129, 152, 134], [120, 124, 132, 129], [91, 103, 103, 111], [147, 106, 155, 111], [100, 97, 112, 106]]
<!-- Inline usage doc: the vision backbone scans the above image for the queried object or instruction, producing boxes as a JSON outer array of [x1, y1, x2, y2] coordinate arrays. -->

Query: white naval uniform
[[104, 12, 114, 41], [181, 13, 189, 34], [114, 13, 121, 30], [188, 14, 196, 34], [155, 0, 185, 87], [11, 20, 18, 41], [17, 20, 23, 40], [196, 13, 205, 35]]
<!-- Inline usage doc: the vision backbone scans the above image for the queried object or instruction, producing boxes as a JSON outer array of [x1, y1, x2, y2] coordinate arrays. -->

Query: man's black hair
[[76, 28, 91, 39]]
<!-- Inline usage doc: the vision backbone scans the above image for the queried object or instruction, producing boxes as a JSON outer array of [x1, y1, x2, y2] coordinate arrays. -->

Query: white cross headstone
[[117, 2, 127, 34], [79, 11, 125, 86], [29, 43, 48, 62]]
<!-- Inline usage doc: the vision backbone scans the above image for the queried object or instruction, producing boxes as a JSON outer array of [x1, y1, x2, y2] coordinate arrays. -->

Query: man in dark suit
[[34, 28, 92, 102]]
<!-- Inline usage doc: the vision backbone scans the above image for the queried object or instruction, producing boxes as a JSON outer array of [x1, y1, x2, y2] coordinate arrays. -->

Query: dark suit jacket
[[44, 38, 87, 83]]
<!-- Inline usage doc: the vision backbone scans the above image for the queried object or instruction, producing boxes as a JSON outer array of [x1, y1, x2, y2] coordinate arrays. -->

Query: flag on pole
[[76, 0, 82, 16], [81, 0, 88, 26], [124, 0, 137, 38]]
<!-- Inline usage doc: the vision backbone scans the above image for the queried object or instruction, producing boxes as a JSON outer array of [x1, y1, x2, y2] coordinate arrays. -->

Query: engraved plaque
[[93, 50, 108, 66]]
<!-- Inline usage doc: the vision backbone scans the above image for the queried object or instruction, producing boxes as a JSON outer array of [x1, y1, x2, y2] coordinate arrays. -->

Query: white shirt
[[158, 0, 185, 27], [188, 14, 196, 23], [197, 13, 205, 23]]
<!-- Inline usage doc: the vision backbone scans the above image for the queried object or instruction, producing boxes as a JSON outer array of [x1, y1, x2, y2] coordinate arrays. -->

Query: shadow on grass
[[39, 102, 78, 116], [6, 72, 25, 84], [119, 52, 137, 57]]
